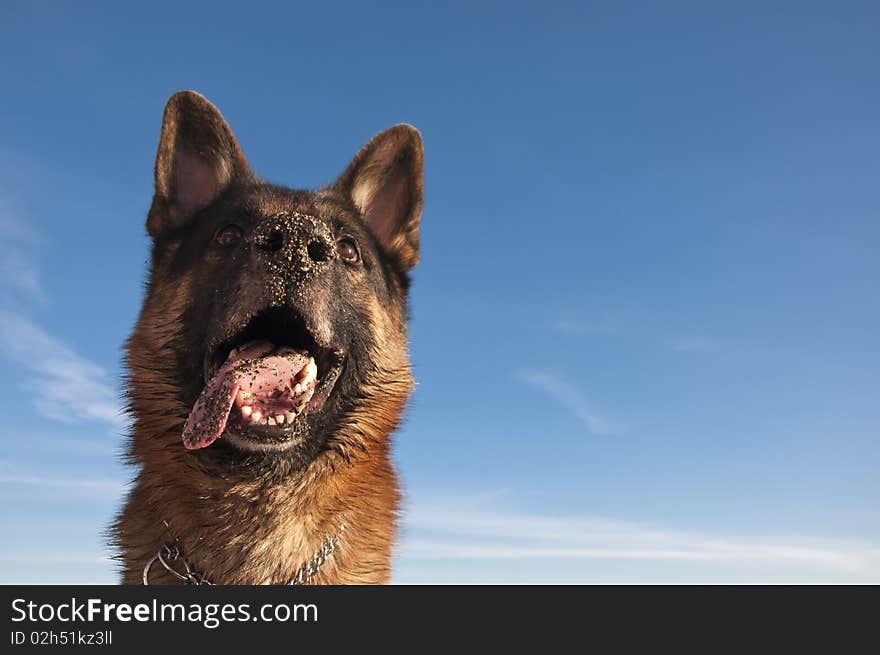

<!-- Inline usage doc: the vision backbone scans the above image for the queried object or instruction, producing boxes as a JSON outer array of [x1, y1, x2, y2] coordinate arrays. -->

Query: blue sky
[[1, 1, 878, 583]]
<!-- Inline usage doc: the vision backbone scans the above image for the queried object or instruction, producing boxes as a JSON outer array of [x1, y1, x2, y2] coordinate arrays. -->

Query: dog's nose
[[254, 226, 285, 252], [305, 238, 333, 263], [253, 212, 335, 270]]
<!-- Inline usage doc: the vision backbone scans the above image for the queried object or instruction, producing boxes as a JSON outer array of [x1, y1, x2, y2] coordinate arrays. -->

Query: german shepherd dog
[[113, 91, 423, 584]]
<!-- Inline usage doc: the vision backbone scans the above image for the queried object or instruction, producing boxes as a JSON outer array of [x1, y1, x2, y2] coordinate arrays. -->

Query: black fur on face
[[149, 184, 405, 472], [131, 91, 423, 477]]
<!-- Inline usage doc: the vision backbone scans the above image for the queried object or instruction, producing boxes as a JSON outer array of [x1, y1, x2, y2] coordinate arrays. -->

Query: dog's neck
[[143, 515, 347, 585], [116, 441, 399, 585]]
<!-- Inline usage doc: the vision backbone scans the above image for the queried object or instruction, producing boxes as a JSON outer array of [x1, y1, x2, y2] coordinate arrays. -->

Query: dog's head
[[126, 91, 422, 473]]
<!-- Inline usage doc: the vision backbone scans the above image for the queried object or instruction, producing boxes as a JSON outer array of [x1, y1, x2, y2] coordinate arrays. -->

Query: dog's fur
[[112, 91, 423, 584]]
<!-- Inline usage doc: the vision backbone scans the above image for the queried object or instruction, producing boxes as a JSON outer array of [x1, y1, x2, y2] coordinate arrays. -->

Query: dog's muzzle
[[252, 212, 335, 282]]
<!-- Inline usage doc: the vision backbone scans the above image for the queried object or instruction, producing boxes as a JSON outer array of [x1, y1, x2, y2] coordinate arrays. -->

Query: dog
[[112, 91, 423, 584]]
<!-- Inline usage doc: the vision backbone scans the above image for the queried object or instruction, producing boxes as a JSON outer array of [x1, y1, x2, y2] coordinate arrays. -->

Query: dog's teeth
[[294, 360, 318, 385], [235, 390, 250, 407], [250, 410, 262, 423], [241, 405, 252, 418], [267, 417, 276, 426], [294, 383, 302, 395], [275, 414, 285, 424], [294, 387, 314, 412], [285, 411, 296, 423], [262, 417, 269, 425]]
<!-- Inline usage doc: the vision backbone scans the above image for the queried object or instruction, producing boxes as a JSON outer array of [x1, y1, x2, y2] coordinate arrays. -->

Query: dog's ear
[[335, 125, 424, 270], [146, 91, 253, 237]]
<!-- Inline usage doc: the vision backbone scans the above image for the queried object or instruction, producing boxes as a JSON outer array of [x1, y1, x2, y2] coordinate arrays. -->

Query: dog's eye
[[337, 238, 360, 262], [215, 224, 244, 247]]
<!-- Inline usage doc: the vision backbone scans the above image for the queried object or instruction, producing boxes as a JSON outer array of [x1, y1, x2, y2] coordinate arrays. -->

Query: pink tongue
[[182, 341, 310, 450]]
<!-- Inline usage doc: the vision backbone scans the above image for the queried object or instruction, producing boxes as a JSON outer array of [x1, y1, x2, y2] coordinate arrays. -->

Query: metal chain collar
[[143, 521, 345, 586]]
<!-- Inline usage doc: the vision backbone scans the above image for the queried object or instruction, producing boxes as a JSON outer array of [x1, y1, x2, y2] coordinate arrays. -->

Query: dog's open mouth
[[182, 308, 344, 450]]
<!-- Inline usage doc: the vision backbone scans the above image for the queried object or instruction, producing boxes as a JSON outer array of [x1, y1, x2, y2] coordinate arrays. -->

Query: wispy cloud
[[0, 553, 112, 565], [0, 473, 124, 494], [514, 371, 620, 435], [0, 431, 119, 456], [0, 204, 124, 432], [401, 494, 880, 578], [0, 251, 45, 304], [554, 320, 619, 336], [554, 315, 725, 357], [0, 311, 124, 430], [0, 207, 46, 304], [668, 336, 722, 353], [0, 460, 125, 495]]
